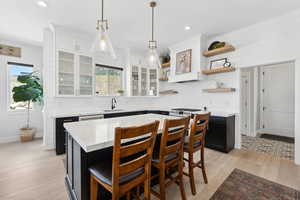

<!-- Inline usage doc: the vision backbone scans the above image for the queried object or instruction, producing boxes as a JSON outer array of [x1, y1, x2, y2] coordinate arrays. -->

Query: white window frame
[[94, 64, 124, 97], [7, 62, 35, 112]]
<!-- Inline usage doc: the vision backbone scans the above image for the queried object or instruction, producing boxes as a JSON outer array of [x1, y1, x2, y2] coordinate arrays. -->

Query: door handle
[[263, 107, 267, 111]]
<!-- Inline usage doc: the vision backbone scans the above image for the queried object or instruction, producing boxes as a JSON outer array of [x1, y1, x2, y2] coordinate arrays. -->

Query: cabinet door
[[149, 69, 158, 96], [141, 68, 148, 96], [58, 51, 75, 96], [131, 66, 139, 96], [79, 55, 93, 96]]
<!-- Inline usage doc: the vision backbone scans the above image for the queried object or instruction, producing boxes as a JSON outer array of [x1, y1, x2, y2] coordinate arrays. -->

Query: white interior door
[[261, 62, 295, 137], [241, 72, 251, 136]]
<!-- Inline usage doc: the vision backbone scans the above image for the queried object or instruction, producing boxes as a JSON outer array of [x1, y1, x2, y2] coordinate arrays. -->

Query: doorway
[[240, 61, 295, 160]]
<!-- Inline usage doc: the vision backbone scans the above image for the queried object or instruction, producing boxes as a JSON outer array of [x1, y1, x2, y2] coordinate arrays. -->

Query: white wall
[[0, 39, 43, 143], [156, 9, 300, 163]]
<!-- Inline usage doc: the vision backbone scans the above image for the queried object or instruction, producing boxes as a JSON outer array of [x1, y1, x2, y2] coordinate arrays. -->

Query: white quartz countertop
[[51, 108, 235, 118], [64, 114, 180, 153]]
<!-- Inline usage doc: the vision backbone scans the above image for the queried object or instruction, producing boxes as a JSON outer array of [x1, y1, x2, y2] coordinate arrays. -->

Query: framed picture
[[176, 49, 192, 74], [210, 58, 227, 69]]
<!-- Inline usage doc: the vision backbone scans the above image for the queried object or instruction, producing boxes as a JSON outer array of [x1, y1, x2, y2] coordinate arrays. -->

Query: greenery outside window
[[95, 64, 123, 96], [8, 62, 34, 111]]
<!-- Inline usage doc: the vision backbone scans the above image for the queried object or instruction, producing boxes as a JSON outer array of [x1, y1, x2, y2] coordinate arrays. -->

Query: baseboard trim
[[0, 132, 43, 144]]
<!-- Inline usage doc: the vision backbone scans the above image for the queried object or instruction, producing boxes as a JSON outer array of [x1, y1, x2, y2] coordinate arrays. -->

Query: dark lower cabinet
[[205, 115, 235, 153], [56, 116, 79, 155]]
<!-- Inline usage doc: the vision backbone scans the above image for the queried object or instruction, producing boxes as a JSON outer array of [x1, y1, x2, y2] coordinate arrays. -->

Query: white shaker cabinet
[[128, 65, 158, 97], [57, 50, 94, 97]]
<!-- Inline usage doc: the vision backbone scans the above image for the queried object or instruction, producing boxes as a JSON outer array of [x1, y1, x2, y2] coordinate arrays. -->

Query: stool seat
[[89, 159, 144, 186], [152, 151, 178, 163]]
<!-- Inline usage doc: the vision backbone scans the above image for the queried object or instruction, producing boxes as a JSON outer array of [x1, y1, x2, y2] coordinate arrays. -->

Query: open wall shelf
[[159, 77, 168, 81], [161, 62, 171, 68], [202, 67, 236, 75], [202, 88, 236, 93], [203, 45, 235, 57], [159, 90, 178, 95]]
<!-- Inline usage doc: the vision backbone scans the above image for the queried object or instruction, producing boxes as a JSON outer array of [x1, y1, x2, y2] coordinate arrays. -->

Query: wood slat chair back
[[112, 120, 160, 199], [151, 117, 190, 200], [159, 117, 190, 162], [188, 113, 210, 152]]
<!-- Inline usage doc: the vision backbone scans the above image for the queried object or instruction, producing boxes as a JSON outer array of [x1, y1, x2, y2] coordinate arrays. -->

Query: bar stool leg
[[179, 157, 187, 200], [90, 175, 98, 200], [201, 146, 208, 184], [188, 153, 196, 195], [159, 166, 166, 200]]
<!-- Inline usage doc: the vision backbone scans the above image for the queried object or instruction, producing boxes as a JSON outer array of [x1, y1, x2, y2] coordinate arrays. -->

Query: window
[[95, 64, 123, 96], [8, 62, 33, 110]]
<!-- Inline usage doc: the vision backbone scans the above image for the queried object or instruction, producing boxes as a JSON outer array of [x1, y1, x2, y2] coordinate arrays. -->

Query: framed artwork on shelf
[[210, 58, 228, 69], [176, 49, 192, 74]]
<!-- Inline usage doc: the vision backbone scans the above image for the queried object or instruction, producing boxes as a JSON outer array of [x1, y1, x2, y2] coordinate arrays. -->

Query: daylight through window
[[95, 64, 123, 96], [8, 62, 33, 110]]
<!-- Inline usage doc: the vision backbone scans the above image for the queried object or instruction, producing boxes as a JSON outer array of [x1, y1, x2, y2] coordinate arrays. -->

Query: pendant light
[[91, 0, 116, 59], [147, 1, 160, 68]]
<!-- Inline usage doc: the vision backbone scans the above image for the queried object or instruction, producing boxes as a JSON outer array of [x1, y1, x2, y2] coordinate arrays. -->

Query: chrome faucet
[[111, 98, 117, 110]]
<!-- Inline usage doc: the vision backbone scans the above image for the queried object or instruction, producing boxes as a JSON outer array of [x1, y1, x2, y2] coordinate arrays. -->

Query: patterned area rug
[[242, 135, 294, 160], [210, 169, 300, 200]]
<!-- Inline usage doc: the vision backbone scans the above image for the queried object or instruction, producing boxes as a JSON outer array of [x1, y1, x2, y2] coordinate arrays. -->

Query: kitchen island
[[64, 114, 180, 200]]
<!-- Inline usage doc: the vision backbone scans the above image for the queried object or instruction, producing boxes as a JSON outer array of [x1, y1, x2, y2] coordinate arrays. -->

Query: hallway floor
[[242, 135, 294, 160]]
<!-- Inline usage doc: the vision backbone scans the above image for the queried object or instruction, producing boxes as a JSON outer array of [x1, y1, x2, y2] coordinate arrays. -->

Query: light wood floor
[[0, 139, 299, 200]]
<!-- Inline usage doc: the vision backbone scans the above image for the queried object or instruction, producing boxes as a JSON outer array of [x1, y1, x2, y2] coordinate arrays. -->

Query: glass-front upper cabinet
[[58, 51, 75, 95], [141, 68, 148, 96], [149, 69, 158, 96], [131, 66, 139, 96], [79, 55, 93, 96]]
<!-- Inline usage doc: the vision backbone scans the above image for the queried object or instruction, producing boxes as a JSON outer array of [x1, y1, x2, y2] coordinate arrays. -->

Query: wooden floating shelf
[[202, 67, 236, 75], [159, 90, 178, 95], [202, 88, 236, 93], [161, 62, 171, 68], [159, 77, 168, 81], [203, 45, 235, 57]]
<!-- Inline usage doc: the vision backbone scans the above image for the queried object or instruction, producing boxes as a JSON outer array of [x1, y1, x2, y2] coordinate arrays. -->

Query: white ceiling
[[1, 0, 300, 50]]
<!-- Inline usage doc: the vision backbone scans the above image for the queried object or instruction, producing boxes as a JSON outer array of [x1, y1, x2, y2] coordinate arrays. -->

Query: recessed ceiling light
[[185, 26, 191, 31], [37, 1, 48, 8]]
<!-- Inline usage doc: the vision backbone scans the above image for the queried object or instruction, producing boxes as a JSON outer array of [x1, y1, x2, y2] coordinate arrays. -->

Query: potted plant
[[116, 89, 124, 96], [12, 72, 43, 142]]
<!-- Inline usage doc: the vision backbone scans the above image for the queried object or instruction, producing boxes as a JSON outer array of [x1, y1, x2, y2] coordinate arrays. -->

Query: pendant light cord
[[101, 0, 104, 21], [152, 5, 154, 41]]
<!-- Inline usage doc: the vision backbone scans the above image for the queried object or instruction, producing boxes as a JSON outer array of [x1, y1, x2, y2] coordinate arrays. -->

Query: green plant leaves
[[12, 74, 43, 104]]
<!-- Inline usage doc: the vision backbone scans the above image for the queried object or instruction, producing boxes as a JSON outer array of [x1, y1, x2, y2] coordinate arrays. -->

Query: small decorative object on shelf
[[208, 41, 226, 51], [160, 53, 171, 65], [203, 44, 235, 57], [116, 89, 124, 96], [202, 67, 236, 75], [210, 58, 228, 70], [159, 90, 178, 95]]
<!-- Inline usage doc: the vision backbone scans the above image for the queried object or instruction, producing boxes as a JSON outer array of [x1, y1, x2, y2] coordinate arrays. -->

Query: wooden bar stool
[[151, 117, 190, 200], [89, 121, 160, 200], [183, 113, 210, 195]]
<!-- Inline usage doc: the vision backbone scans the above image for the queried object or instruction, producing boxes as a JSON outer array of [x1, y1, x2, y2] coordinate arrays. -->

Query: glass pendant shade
[[147, 47, 160, 67], [92, 23, 116, 59]]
